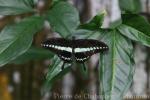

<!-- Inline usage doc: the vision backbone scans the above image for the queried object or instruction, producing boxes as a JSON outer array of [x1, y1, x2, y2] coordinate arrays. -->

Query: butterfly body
[[41, 38, 108, 63]]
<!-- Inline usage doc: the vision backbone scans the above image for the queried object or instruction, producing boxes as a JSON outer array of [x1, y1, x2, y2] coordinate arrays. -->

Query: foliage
[[79, 11, 105, 30], [119, 0, 141, 13], [46, 2, 80, 37], [0, 0, 36, 15], [11, 46, 54, 64], [0, 0, 149, 100], [0, 16, 44, 66], [99, 30, 134, 100]]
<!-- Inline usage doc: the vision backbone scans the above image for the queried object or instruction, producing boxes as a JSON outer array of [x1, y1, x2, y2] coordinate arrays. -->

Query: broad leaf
[[74, 29, 135, 100], [0, 16, 44, 67], [46, 2, 80, 37], [11, 46, 54, 64], [99, 30, 134, 100], [79, 11, 105, 31], [119, 0, 141, 13], [0, 0, 34, 15]]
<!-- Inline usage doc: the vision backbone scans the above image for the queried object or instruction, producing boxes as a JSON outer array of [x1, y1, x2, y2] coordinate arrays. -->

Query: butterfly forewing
[[41, 38, 73, 62], [41, 38, 72, 53]]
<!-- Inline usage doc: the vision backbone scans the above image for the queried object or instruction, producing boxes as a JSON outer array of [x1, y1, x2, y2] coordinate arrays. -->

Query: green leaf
[[75, 29, 102, 40], [52, 0, 67, 5], [46, 2, 80, 37], [0, 16, 44, 67], [0, 0, 35, 15], [43, 56, 71, 93], [121, 14, 150, 37], [118, 24, 150, 47], [99, 30, 134, 100], [109, 19, 122, 29], [119, 0, 141, 13], [33, 0, 38, 5], [78, 63, 89, 79], [43, 29, 97, 92], [11, 46, 54, 64], [79, 11, 105, 31], [74, 29, 134, 99], [43, 1, 79, 91], [117, 14, 150, 47], [23, 0, 34, 7]]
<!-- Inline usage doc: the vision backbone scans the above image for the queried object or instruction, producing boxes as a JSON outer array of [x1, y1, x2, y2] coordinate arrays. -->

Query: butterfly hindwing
[[74, 52, 89, 63], [58, 51, 72, 63]]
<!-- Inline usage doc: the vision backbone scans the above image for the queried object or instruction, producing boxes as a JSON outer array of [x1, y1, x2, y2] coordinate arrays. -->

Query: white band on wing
[[74, 47, 102, 53], [42, 44, 72, 52], [42, 44, 108, 53], [56, 46, 72, 52]]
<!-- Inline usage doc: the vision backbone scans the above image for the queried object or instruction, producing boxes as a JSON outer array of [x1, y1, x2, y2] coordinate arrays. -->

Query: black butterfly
[[41, 37, 108, 70]]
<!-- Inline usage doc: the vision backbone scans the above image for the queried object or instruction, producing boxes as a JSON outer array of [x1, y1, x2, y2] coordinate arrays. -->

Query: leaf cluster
[[0, 0, 149, 100]]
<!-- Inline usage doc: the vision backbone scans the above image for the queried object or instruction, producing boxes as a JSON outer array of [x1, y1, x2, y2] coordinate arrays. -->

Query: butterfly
[[41, 37, 109, 70]]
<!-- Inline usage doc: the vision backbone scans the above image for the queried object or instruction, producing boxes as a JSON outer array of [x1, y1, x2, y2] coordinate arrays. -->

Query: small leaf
[[33, 0, 38, 5], [117, 14, 150, 47], [79, 11, 106, 31], [119, 0, 141, 13], [0, 16, 44, 67], [118, 24, 150, 47], [43, 56, 71, 93], [77, 63, 88, 79], [121, 14, 150, 37], [46, 2, 80, 37], [99, 30, 134, 100], [0, 0, 35, 15], [52, 0, 67, 5], [11, 46, 54, 64]]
